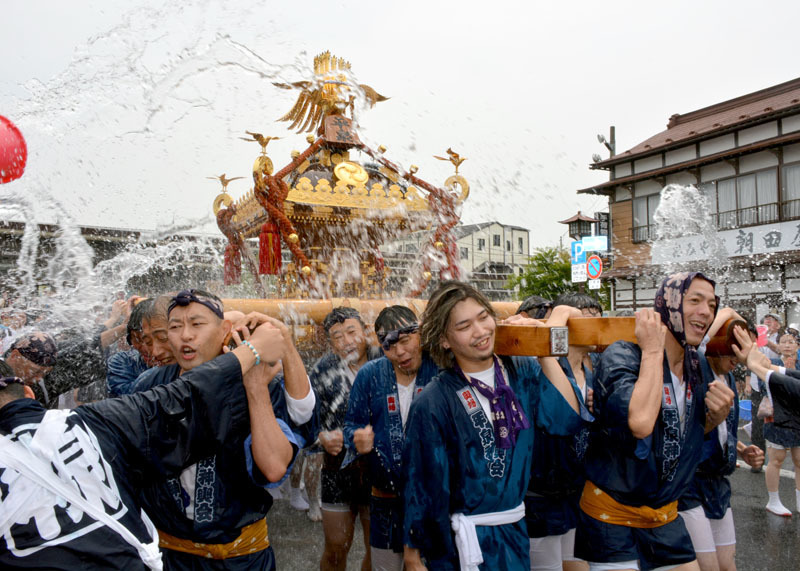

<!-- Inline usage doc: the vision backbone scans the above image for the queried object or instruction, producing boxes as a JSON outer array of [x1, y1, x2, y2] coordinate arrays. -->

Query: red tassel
[[445, 241, 461, 280], [224, 243, 241, 284], [259, 222, 282, 275]]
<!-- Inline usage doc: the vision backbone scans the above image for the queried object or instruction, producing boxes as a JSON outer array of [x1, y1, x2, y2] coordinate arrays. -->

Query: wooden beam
[[222, 297, 521, 323], [494, 317, 636, 356]]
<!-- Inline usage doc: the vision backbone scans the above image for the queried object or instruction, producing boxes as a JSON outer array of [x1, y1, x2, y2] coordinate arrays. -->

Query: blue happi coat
[[343, 354, 439, 552], [343, 354, 439, 494], [403, 355, 582, 570], [130, 364, 314, 570], [525, 356, 594, 538], [582, 341, 712, 509], [678, 371, 739, 519]]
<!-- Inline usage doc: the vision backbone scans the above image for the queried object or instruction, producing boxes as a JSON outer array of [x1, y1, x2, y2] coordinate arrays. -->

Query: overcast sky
[[2, 0, 799, 248]]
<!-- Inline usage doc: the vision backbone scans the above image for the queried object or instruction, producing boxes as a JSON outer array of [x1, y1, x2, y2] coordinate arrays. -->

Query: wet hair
[[168, 289, 224, 321], [0, 359, 13, 377], [0, 360, 24, 404], [743, 318, 758, 337], [779, 332, 798, 345], [553, 292, 602, 314], [322, 307, 365, 336], [374, 306, 418, 337], [141, 295, 173, 324], [126, 298, 152, 345], [420, 280, 495, 369], [516, 295, 552, 319]]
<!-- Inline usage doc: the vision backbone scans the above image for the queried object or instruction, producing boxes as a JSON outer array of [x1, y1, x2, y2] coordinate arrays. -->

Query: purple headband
[[653, 271, 719, 348], [168, 289, 224, 320], [0, 376, 24, 389], [10, 332, 57, 367], [654, 272, 719, 389]]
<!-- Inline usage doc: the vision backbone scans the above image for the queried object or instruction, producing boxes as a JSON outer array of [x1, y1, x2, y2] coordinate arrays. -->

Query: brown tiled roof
[[578, 130, 800, 195], [558, 211, 597, 224], [595, 76, 800, 168]]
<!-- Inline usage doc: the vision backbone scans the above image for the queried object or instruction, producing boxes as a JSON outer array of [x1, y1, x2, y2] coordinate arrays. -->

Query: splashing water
[[651, 184, 729, 275]]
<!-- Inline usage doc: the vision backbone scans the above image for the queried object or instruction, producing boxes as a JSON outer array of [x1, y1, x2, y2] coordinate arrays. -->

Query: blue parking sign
[[570, 241, 585, 264]]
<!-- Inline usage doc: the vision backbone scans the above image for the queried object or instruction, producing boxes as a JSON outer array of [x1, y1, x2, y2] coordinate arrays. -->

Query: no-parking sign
[[586, 255, 603, 280]]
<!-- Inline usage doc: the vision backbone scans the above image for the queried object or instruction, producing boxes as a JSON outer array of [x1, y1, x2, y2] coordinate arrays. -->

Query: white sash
[[0, 410, 162, 569], [450, 502, 525, 571]]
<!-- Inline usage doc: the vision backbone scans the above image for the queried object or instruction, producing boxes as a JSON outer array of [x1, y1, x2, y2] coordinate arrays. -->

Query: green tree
[[508, 246, 610, 309]]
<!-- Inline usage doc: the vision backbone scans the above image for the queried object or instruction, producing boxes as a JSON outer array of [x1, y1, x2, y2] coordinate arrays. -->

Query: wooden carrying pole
[[494, 317, 636, 356], [222, 298, 520, 322], [221, 299, 741, 358]]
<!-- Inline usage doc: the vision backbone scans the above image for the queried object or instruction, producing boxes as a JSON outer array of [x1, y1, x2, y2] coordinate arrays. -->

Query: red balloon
[[0, 115, 27, 184]]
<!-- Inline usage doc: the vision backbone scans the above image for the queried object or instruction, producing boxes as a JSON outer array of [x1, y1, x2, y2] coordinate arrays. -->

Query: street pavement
[[266, 441, 799, 570]]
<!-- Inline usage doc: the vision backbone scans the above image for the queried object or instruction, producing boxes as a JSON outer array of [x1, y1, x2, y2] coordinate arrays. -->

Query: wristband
[[242, 340, 261, 366]]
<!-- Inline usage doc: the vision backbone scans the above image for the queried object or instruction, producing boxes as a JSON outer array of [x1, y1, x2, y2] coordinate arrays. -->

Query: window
[[519, 268, 524, 276], [783, 163, 800, 220], [710, 168, 778, 229], [460, 247, 469, 260], [518, 237, 524, 253], [493, 234, 501, 247], [506, 240, 511, 251], [477, 238, 486, 251], [632, 193, 660, 242]]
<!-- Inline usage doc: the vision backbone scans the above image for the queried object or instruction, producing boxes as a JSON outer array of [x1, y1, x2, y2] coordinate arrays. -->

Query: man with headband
[[575, 272, 735, 571], [343, 305, 439, 571], [311, 306, 381, 571], [3, 331, 58, 405], [403, 281, 583, 570], [131, 289, 316, 570], [0, 312, 287, 569], [106, 298, 155, 397]]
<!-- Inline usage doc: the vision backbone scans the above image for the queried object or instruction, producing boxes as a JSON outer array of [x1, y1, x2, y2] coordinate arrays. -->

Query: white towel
[[450, 502, 525, 571]]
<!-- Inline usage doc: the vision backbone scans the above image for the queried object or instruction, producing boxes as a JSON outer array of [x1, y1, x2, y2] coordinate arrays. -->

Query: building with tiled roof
[[382, 221, 530, 300], [579, 76, 800, 322]]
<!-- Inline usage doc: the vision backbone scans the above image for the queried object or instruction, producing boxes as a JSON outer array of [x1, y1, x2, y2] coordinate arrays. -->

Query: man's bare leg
[[320, 508, 356, 571], [357, 504, 371, 571], [305, 452, 323, 521]]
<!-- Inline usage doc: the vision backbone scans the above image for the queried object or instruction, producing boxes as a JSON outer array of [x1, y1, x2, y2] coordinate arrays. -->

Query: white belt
[[450, 502, 525, 571]]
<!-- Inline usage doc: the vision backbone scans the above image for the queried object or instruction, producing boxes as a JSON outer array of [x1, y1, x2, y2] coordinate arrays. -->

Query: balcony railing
[[712, 202, 778, 229], [782, 199, 800, 221], [632, 225, 654, 243], [633, 202, 783, 243]]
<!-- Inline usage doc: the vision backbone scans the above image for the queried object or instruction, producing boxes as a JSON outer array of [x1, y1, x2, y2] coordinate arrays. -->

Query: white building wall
[[783, 143, 800, 163], [738, 121, 778, 146], [783, 115, 800, 134], [634, 180, 662, 196], [634, 155, 663, 174], [700, 162, 736, 182], [739, 151, 778, 173], [700, 134, 736, 157], [615, 163, 632, 177], [665, 146, 696, 166], [665, 171, 697, 186], [615, 187, 632, 201]]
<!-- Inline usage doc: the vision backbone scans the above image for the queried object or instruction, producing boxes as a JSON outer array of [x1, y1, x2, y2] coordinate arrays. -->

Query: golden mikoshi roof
[[213, 51, 469, 234]]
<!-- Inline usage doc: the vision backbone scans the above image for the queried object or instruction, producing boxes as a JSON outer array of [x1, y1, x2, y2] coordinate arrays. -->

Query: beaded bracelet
[[242, 340, 261, 366]]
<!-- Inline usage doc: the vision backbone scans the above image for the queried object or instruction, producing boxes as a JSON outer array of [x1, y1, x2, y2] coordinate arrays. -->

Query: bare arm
[[503, 305, 580, 413], [244, 362, 294, 482], [539, 305, 580, 413], [403, 546, 427, 571], [704, 380, 735, 434], [706, 307, 742, 340], [241, 312, 310, 400], [233, 326, 294, 482], [628, 309, 667, 439], [732, 325, 777, 383]]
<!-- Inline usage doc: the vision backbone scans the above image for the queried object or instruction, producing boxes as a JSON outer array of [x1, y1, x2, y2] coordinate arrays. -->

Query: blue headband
[[168, 289, 224, 320]]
